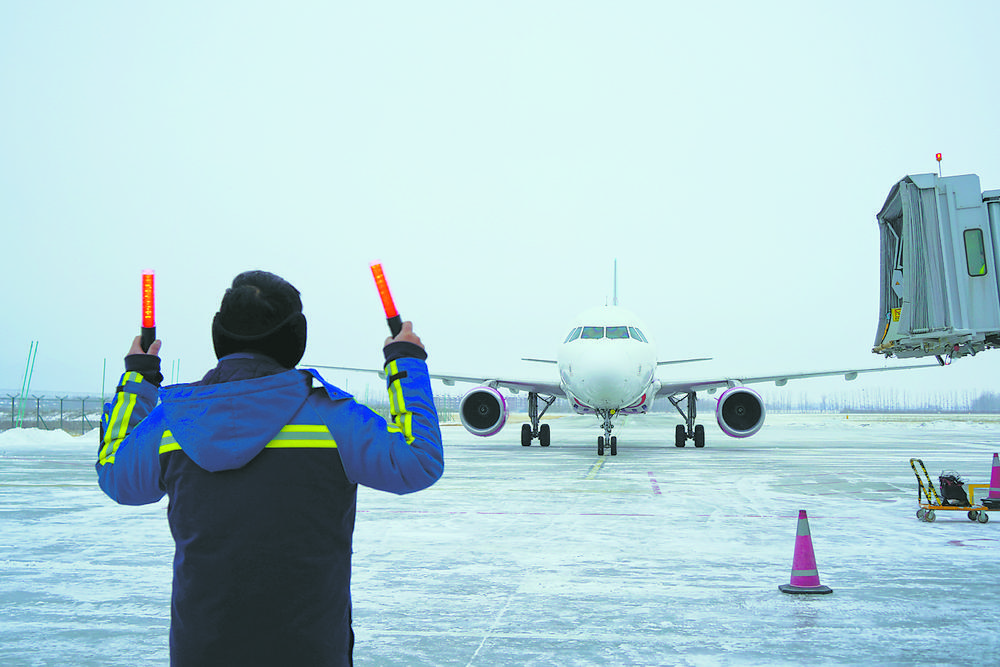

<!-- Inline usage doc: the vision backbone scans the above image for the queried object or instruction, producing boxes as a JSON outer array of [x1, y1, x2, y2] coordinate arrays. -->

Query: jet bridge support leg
[[522, 392, 556, 447], [668, 391, 706, 448]]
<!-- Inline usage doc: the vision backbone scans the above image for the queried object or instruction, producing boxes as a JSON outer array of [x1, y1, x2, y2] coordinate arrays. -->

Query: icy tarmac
[[2, 413, 999, 666]]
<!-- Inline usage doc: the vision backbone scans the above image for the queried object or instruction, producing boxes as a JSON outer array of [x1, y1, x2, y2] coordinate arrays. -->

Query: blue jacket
[[97, 353, 443, 666]]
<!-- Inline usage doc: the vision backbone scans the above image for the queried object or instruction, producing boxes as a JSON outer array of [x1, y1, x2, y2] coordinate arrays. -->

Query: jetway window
[[606, 326, 629, 339], [581, 326, 604, 339], [564, 327, 583, 343], [964, 229, 988, 276]]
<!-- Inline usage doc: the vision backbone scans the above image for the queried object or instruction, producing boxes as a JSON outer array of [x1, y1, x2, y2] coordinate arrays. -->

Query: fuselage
[[556, 305, 658, 414]]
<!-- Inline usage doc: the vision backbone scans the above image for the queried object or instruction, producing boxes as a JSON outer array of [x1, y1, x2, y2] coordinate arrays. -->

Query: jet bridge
[[874, 173, 1000, 360]]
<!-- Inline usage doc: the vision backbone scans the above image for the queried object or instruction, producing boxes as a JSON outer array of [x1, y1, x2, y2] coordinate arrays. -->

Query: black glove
[[125, 353, 164, 387], [382, 341, 427, 367]]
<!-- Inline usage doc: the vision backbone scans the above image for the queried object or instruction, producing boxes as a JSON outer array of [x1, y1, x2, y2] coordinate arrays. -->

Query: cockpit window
[[575, 326, 640, 340], [564, 327, 583, 343], [605, 326, 629, 339]]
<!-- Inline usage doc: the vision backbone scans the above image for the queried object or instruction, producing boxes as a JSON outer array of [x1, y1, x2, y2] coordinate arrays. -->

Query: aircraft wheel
[[978, 512, 990, 524], [694, 425, 705, 448], [597, 436, 604, 456], [610, 436, 617, 456], [521, 424, 532, 447], [968, 510, 980, 521], [675, 425, 686, 448], [916, 508, 927, 520], [925, 510, 936, 522], [539, 423, 550, 447]]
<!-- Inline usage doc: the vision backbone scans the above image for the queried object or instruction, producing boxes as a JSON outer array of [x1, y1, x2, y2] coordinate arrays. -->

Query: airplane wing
[[308, 364, 566, 398], [437, 373, 566, 397], [524, 357, 713, 367], [654, 362, 942, 396], [312, 360, 938, 403]]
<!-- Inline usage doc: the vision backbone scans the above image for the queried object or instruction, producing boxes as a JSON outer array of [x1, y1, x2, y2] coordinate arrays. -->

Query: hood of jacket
[[159, 366, 312, 472]]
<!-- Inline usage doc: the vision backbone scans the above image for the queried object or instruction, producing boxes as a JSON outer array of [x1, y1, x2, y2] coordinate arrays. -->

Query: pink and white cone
[[988, 453, 1000, 500], [779, 510, 833, 595]]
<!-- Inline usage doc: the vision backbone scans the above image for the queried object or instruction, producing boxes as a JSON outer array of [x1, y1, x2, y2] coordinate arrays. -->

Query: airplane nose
[[572, 348, 644, 409]]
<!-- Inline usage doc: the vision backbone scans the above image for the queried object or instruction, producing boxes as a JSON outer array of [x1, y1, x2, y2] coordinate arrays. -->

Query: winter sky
[[3, 1, 1000, 399]]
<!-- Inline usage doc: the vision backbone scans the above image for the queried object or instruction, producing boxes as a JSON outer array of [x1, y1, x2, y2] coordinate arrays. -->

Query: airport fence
[[3, 395, 105, 435], [0, 393, 466, 435], [10, 390, 992, 436]]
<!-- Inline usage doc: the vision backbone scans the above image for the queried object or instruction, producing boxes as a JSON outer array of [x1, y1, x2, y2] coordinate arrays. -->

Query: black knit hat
[[212, 271, 307, 368]]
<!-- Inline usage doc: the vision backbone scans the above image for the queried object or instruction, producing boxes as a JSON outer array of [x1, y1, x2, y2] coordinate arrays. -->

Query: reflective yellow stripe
[[158, 424, 337, 455], [273, 425, 331, 435], [387, 361, 404, 415], [99, 372, 143, 465], [266, 424, 337, 449], [385, 360, 415, 445], [159, 430, 181, 455]]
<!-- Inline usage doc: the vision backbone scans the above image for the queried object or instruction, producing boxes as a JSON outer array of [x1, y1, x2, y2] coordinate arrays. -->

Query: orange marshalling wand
[[370, 263, 402, 337], [141, 270, 156, 352]]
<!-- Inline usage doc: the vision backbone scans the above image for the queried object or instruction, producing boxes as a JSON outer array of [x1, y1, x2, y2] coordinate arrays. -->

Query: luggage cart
[[910, 458, 993, 523]]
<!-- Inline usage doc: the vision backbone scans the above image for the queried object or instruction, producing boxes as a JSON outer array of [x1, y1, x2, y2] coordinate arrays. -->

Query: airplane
[[312, 265, 940, 456]]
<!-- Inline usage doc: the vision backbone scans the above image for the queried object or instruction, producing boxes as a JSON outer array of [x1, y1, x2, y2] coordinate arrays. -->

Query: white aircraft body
[[314, 272, 938, 456]]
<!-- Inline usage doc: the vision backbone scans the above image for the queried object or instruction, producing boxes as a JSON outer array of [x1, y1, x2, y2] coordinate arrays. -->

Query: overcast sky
[[3, 1, 1000, 401]]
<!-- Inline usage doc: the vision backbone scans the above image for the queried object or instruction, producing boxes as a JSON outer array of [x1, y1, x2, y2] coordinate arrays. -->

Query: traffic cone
[[988, 453, 1000, 499], [984, 453, 1000, 509], [779, 510, 833, 595]]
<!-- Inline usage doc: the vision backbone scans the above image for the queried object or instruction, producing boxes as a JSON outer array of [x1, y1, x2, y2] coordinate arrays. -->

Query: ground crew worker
[[96, 270, 444, 666]]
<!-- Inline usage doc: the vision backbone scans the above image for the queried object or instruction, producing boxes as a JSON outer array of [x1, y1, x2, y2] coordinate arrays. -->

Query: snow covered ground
[[2, 413, 998, 666]]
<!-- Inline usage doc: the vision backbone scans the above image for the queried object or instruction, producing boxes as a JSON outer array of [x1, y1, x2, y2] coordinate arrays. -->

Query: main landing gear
[[669, 391, 705, 448], [597, 409, 618, 456], [521, 392, 556, 447]]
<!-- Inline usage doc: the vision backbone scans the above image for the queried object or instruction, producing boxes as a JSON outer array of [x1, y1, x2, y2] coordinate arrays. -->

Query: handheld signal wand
[[370, 263, 402, 337], [141, 270, 156, 352]]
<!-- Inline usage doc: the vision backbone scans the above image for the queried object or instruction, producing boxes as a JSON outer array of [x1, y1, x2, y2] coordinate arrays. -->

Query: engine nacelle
[[716, 386, 765, 438], [459, 386, 508, 437]]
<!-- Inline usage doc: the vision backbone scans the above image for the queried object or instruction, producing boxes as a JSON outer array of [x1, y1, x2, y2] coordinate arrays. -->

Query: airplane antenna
[[612, 259, 619, 306]]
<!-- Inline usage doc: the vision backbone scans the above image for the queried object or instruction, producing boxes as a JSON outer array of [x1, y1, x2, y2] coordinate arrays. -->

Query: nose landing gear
[[597, 409, 618, 456]]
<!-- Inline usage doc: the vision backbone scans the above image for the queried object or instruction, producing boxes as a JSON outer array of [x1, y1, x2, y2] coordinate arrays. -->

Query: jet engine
[[459, 386, 507, 437], [715, 386, 765, 438]]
